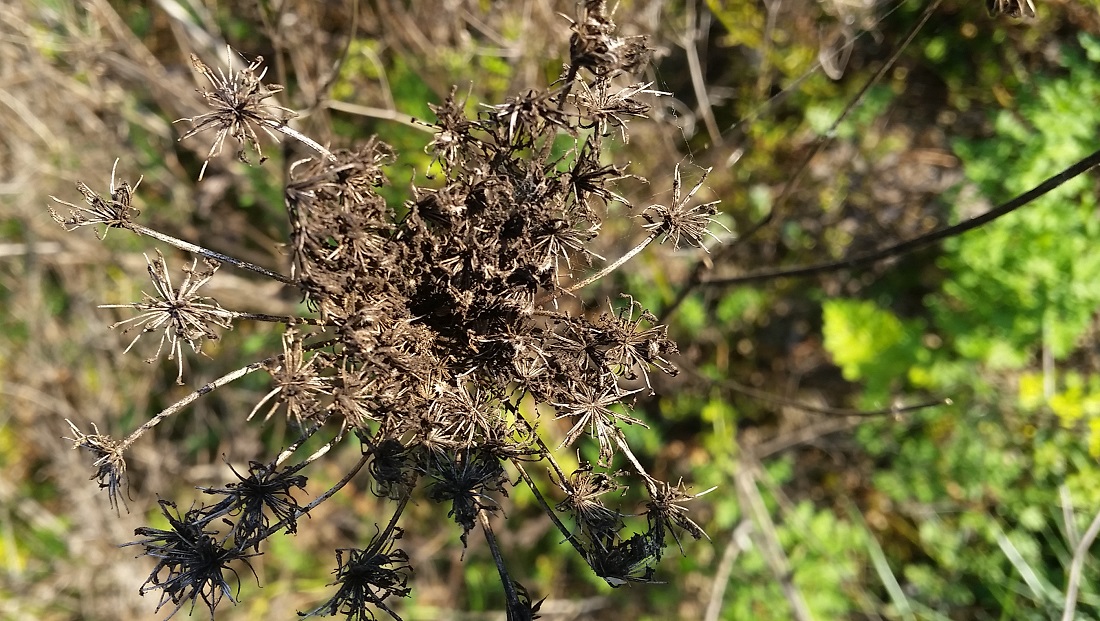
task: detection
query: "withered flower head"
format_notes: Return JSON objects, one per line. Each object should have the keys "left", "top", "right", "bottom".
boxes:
{"left": 299, "top": 526, "right": 412, "bottom": 621}
{"left": 198, "top": 459, "right": 308, "bottom": 549}
{"left": 65, "top": 419, "right": 128, "bottom": 513}
{"left": 595, "top": 295, "right": 679, "bottom": 391}
{"left": 426, "top": 87, "right": 478, "bottom": 167}
{"left": 645, "top": 479, "right": 715, "bottom": 558}
{"left": 641, "top": 164, "right": 725, "bottom": 252}
{"left": 588, "top": 532, "right": 659, "bottom": 587}
{"left": 250, "top": 330, "right": 331, "bottom": 424}
{"left": 565, "top": 1, "right": 652, "bottom": 78}
{"left": 553, "top": 463, "right": 627, "bottom": 540}
{"left": 100, "top": 250, "right": 233, "bottom": 384}
{"left": 570, "top": 80, "right": 667, "bottom": 142}
{"left": 126, "top": 499, "right": 258, "bottom": 619}
{"left": 365, "top": 438, "right": 419, "bottom": 500}
{"left": 553, "top": 383, "right": 645, "bottom": 466}
{"left": 485, "top": 90, "right": 571, "bottom": 144}
{"left": 49, "top": 160, "right": 141, "bottom": 239}
{"left": 56, "top": 7, "right": 718, "bottom": 616}
{"left": 426, "top": 449, "right": 508, "bottom": 546}
{"left": 176, "top": 47, "right": 296, "bottom": 180}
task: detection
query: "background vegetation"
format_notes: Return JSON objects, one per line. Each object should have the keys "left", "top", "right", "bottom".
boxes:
{"left": 2, "top": 0, "right": 1100, "bottom": 619}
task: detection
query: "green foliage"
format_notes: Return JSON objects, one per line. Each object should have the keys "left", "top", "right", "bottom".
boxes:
{"left": 822, "top": 298, "right": 924, "bottom": 403}
{"left": 814, "top": 32, "right": 1100, "bottom": 618}
{"left": 935, "top": 34, "right": 1100, "bottom": 368}
{"left": 722, "top": 500, "right": 867, "bottom": 620}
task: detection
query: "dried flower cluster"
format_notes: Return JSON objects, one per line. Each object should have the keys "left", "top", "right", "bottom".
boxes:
{"left": 54, "top": 3, "right": 720, "bottom": 619}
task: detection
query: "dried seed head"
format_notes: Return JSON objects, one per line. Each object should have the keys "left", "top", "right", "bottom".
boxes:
{"left": 565, "top": 2, "right": 652, "bottom": 78}
{"left": 595, "top": 295, "right": 679, "bottom": 391}
{"left": 198, "top": 460, "right": 308, "bottom": 549}
{"left": 646, "top": 479, "right": 715, "bottom": 558}
{"left": 250, "top": 330, "right": 331, "bottom": 424}
{"left": 588, "top": 532, "right": 658, "bottom": 587}
{"left": 176, "top": 47, "right": 296, "bottom": 180}
{"left": 65, "top": 419, "right": 129, "bottom": 513}
{"left": 641, "top": 164, "right": 725, "bottom": 252}
{"left": 553, "top": 463, "right": 627, "bottom": 539}
{"left": 300, "top": 527, "right": 411, "bottom": 621}
{"left": 49, "top": 160, "right": 141, "bottom": 239}
{"left": 126, "top": 499, "right": 258, "bottom": 619}
{"left": 100, "top": 250, "right": 234, "bottom": 385}
{"left": 426, "top": 449, "right": 508, "bottom": 546}
{"left": 553, "top": 383, "right": 645, "bottom": 466}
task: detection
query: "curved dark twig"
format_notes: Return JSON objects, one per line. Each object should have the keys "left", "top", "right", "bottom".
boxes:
{"left": 701, "top": 146, "right": 1100, "bottom": 287}
{"left": 660, "top": 0, "right": 943, "bottom": 320}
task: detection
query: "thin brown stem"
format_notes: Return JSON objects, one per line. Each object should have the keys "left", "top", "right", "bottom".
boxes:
{"left": 538, "top": 231, "right": 659, "bottom": 304}
{"left": 118, "top": 357, "right": 272, "bottom": 451}
{"left": 130, "top": 222, "right": 296, "bottom": 285}
{"left": 511, "top": 461, "right": 588, "bottom": 560}
{"left": 230, "top": 311, "right": 327, "bottom": 326}
{"left": 261, "top": 119, "right": 336, "bottom": 162}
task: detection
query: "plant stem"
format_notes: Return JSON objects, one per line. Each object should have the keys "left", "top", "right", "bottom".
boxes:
{"left": 478, "top": 508, "right": 528, "bottom": 619}
{"left": 511, "top": 461, "right": 589, "bottom": 560}
{"left": 130, "top": 222, "right": 296, "bottom": 285}
{"left": 263, "top": 119, "right": 337, "bottom": 162}
{"left": 118, "top": 357, "right": 273, "bottom": 451}
{"left": 538, "top": 230, "right": 659, "bottom": 304}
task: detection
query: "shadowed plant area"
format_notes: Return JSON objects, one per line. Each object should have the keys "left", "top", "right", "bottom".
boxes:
{"left": 4, "top": 0, "right": 1100, "bottom": 620}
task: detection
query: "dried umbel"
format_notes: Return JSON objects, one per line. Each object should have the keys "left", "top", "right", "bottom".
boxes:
{"left": 987, "top": 0, "right": 1037, "bottom": 18}
{"left": 53, "top": 6, "right": 721, "bottom": 620}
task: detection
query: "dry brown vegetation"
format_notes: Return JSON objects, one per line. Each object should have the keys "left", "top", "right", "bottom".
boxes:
{"left": 4, "top": 1, "right": 1100, "bottom": 620}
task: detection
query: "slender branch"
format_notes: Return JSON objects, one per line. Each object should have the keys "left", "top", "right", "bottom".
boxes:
{"left": 325, "top": 99, "right": 436, "bottom": 133}
{"left": 130, "top": 222, "right": 296, "bottom": 285}
{"left": 378, "top": 490, "right": 412, "bottom": 541}
{"left": 709, "top": 367, "right": 952, "bottom": 418}
{"left": 703, "top": 146, "right": 1100, "bottom": 287}
{"left": 230, "top": 311, "right": 328, "bottom": 326}
{"left": 274, "top": 423, "right": 325, "bottom": 467}
{"left": 285, "top": 428, "right": 346, "bottom": 469}
{"left": 261, "top": 118, "right": 336, "bottom": 162}
{"left": 538, "top": 231, "right": 660, "bottom": 304}
{"left": 749, "top": 417, "right": 862, "bottom": 461}
{"left": 683, "top": 0, "right": 720, "bottom": 146}
{"left": 703, "top": 520, "right": 750, "bottom": 621}
{"left": 511, "top": 461, "right": 589, "bottom": 560}
{"left": 613, "top": 432, "right": 657, "bottom": 496}
{"left": 1062, "top": 507, "right": 1100, "bottom": 621}
{"left": 1060, "top": 485, "right": 1080, "bottom": 550}
{"left": 118, "top": 357, "right": 272, "bottom": 451}
{"left": 478, "top": 509, "right": 525, "bottom": 618}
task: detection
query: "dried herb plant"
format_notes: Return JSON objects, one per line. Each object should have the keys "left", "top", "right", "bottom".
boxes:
{"left": 54, "top": 3, "right": 719, "bottom": 619}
